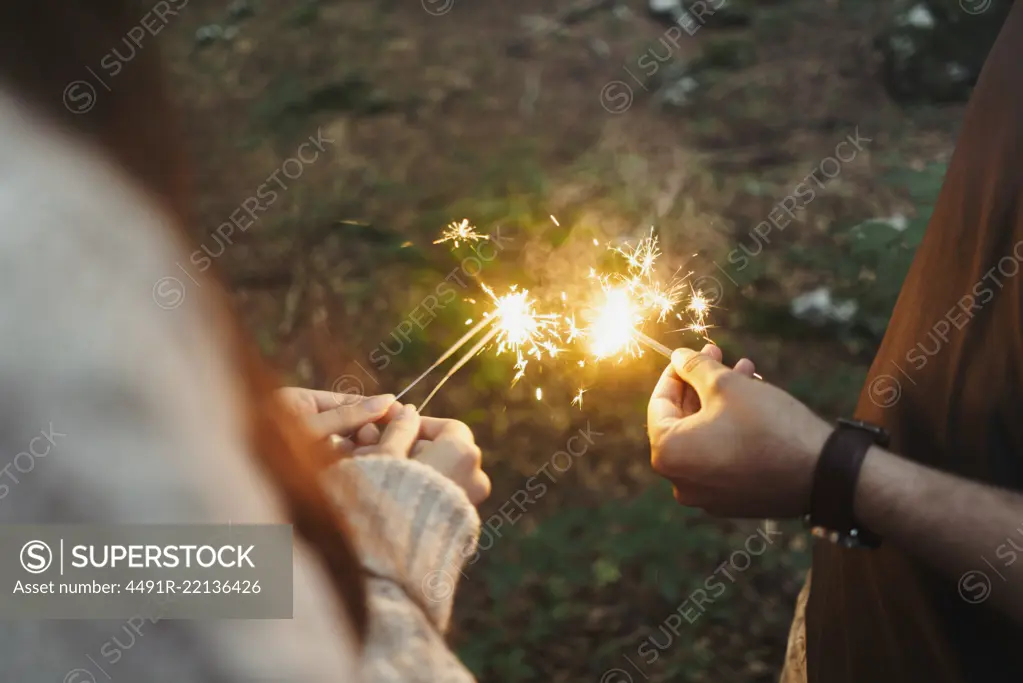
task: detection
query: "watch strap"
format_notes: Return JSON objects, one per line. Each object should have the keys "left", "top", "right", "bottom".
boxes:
{"left": 809, "top": 420, "right": 882, "bottom": 547}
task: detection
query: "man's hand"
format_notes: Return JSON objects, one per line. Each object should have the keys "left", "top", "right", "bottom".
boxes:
{"left": 647, "top": 344, "right": 831, "bottom": 518}
{"left": 649, "top": 346, "right": 1023, "bottom": 620}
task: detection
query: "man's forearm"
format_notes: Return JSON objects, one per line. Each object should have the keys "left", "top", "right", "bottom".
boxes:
{"left": 853, "top": 446, "right": 1023, "bottom": 617}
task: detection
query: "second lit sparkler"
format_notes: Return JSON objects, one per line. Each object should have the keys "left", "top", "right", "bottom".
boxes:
{"left": 580, "top": 230, "right": 712, "bottom": 362}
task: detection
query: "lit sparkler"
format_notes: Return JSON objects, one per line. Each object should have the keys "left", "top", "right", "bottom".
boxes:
{"left": 586, "top": 285, "right": 645, "bottom": 360}
{"left": 433, "top": 219, "right": 490, "bottom": 248}
{"left": 399, "top": 284, "right": 562, "bottom": 411}
{"left": 482, "top": 284, "right": 562, "bottom": 386}
{"left": 581, "top": 230, "right": 710, "bottom": 361}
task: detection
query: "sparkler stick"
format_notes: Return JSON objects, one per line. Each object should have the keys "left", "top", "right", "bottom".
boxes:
{"left": 394, "top": 316, "right": 496, "bottom": 400}
{"left": 633, "top": 330, "right": 673, "bottom": 359}
{"left": 639, "top": 329, "right": 764, "bottom": 380}
{"left": 418, "top": 324, "right": 502, "bottom": 411}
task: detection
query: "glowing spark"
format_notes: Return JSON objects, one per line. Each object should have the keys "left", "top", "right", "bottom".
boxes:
{"left": 482, "top": 285, "right": 562, "bottom": 385}
{"left": 582, "top": 229, "right": 714, "bottom": 361}
{"left": 614, "top": 228, "right": 661, "bottom": 278}
{"left": 535, "top": 387, "right": 543, "bottom": 401}
{"left": 550, "top": 215, "right": 560, "bottom": 226}
{"left": 563, "top": 315, "right": 582, "bottom": 344}
{"left": 638, "top": 278, "right": 687, "bottom": 323}
{"left": 571, "top": 388, "right": 586, "bottom": 409}
{"left": 688, "top": 292, "right": 709, "bottom": 333}
{"left": 465, "top": 318, "right": 473, "bottom": 325}
{"left": 690, "top": 293, "right": 708, "bottom": 317}
{"left": 433, "top": 219, "right": 490, "bottom": 248}
{"left": 677, "top": 286, "right": 713, "bottom": 337}
{"left": 586, "top": 286, "right": 645, "bottom": 360}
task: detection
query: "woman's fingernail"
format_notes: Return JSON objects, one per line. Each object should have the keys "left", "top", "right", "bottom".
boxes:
{"left": 364, "top": 394, "right": 395, "bottom": 412}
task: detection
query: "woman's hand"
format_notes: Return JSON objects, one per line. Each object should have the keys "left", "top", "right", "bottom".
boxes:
{"left": 412, "top": 417, "right": 491, "bottom": 505}
{"left": 647, "top": 344, "right": 831, "bottom": 518}
{"left": 356, "top": 407, "right": 491, "bottom": 506}
{"left": 275, "top": 387, "right": 400, "bottom": 456}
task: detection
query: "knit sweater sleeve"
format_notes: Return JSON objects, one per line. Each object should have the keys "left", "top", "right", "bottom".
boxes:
{"left": 322, "top": 456, "right": 481, "bottom": 683}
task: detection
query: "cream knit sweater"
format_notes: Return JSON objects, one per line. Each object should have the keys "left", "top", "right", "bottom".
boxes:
{"left": 0, "top": 94, "right": 478, "bottom": 682}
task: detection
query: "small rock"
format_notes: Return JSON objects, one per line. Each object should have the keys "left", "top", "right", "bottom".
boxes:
{"left": 877, "top": 213, "right": 909, "bottom": 232}
{"left": 658, "top": 75, "right": 699, "bottom": 108}
{"left": 612, "top": 4, "right": 633, "bottom": 21}
{"left": 589, "top": 37, "right": 611, "bottom": 59}
{"left": 901, "top": 4, "right": 935, "bottom": 29}
{"left": 647, "top": 0, "right": 685, "bottom": 26}
{"left": 519, "top": 14, "right": 561, "bottom": 36}
{"left": 790, "top": 287, "right": 858, "bottom": 325}
{"left": 648, "top": 0, "right": 681, "bottom": 13}
{"left": 194, "top": 24, "right": 224, "bottom": 46}
{"left": 888, "top": 34, "right": 916, "bottom": 61}
{"left": 945, "top": 62, "right": 970, "bottom": 82}
{"left": 222, "top": 25, "right": 240, "bottom": 41}
{"left": 650, "top": 0, "right": 751, "bottom": 28}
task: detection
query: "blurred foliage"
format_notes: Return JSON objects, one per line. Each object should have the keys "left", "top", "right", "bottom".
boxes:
{"left": 458, "top": 481, "right": 810, "bottom": 681}
{"left": 788, "top": 162, "right": 945, "bottom": 340}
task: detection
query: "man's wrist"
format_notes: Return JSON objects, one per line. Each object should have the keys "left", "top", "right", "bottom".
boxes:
{"left": 852, "top": 445, "right": 897, "bottom": 535}
{"left": 806, "top": 420, "right": 887, "bottom": 547}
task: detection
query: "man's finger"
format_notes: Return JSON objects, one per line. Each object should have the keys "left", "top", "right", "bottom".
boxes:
{"left": 734, "top": 358, "right": 756, "bottom": 378}
{"left": 670, "top": 348, "right": 728, "bottom": 399}
{"left": 304, "top": 394, "right": 396, "bottom": 440}
{"left": 701, "top": 343, "right": 723, "bottom": 363}
{"left": 648, "top": 362, "right": 685, "bottom": 430}
{"left": 355, "top": 404, "right": 421, "bottom": 457}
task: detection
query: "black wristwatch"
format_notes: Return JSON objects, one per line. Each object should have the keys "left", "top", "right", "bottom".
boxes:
{"left": 804, "top": 418, "right": 888, "bottom": 548}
